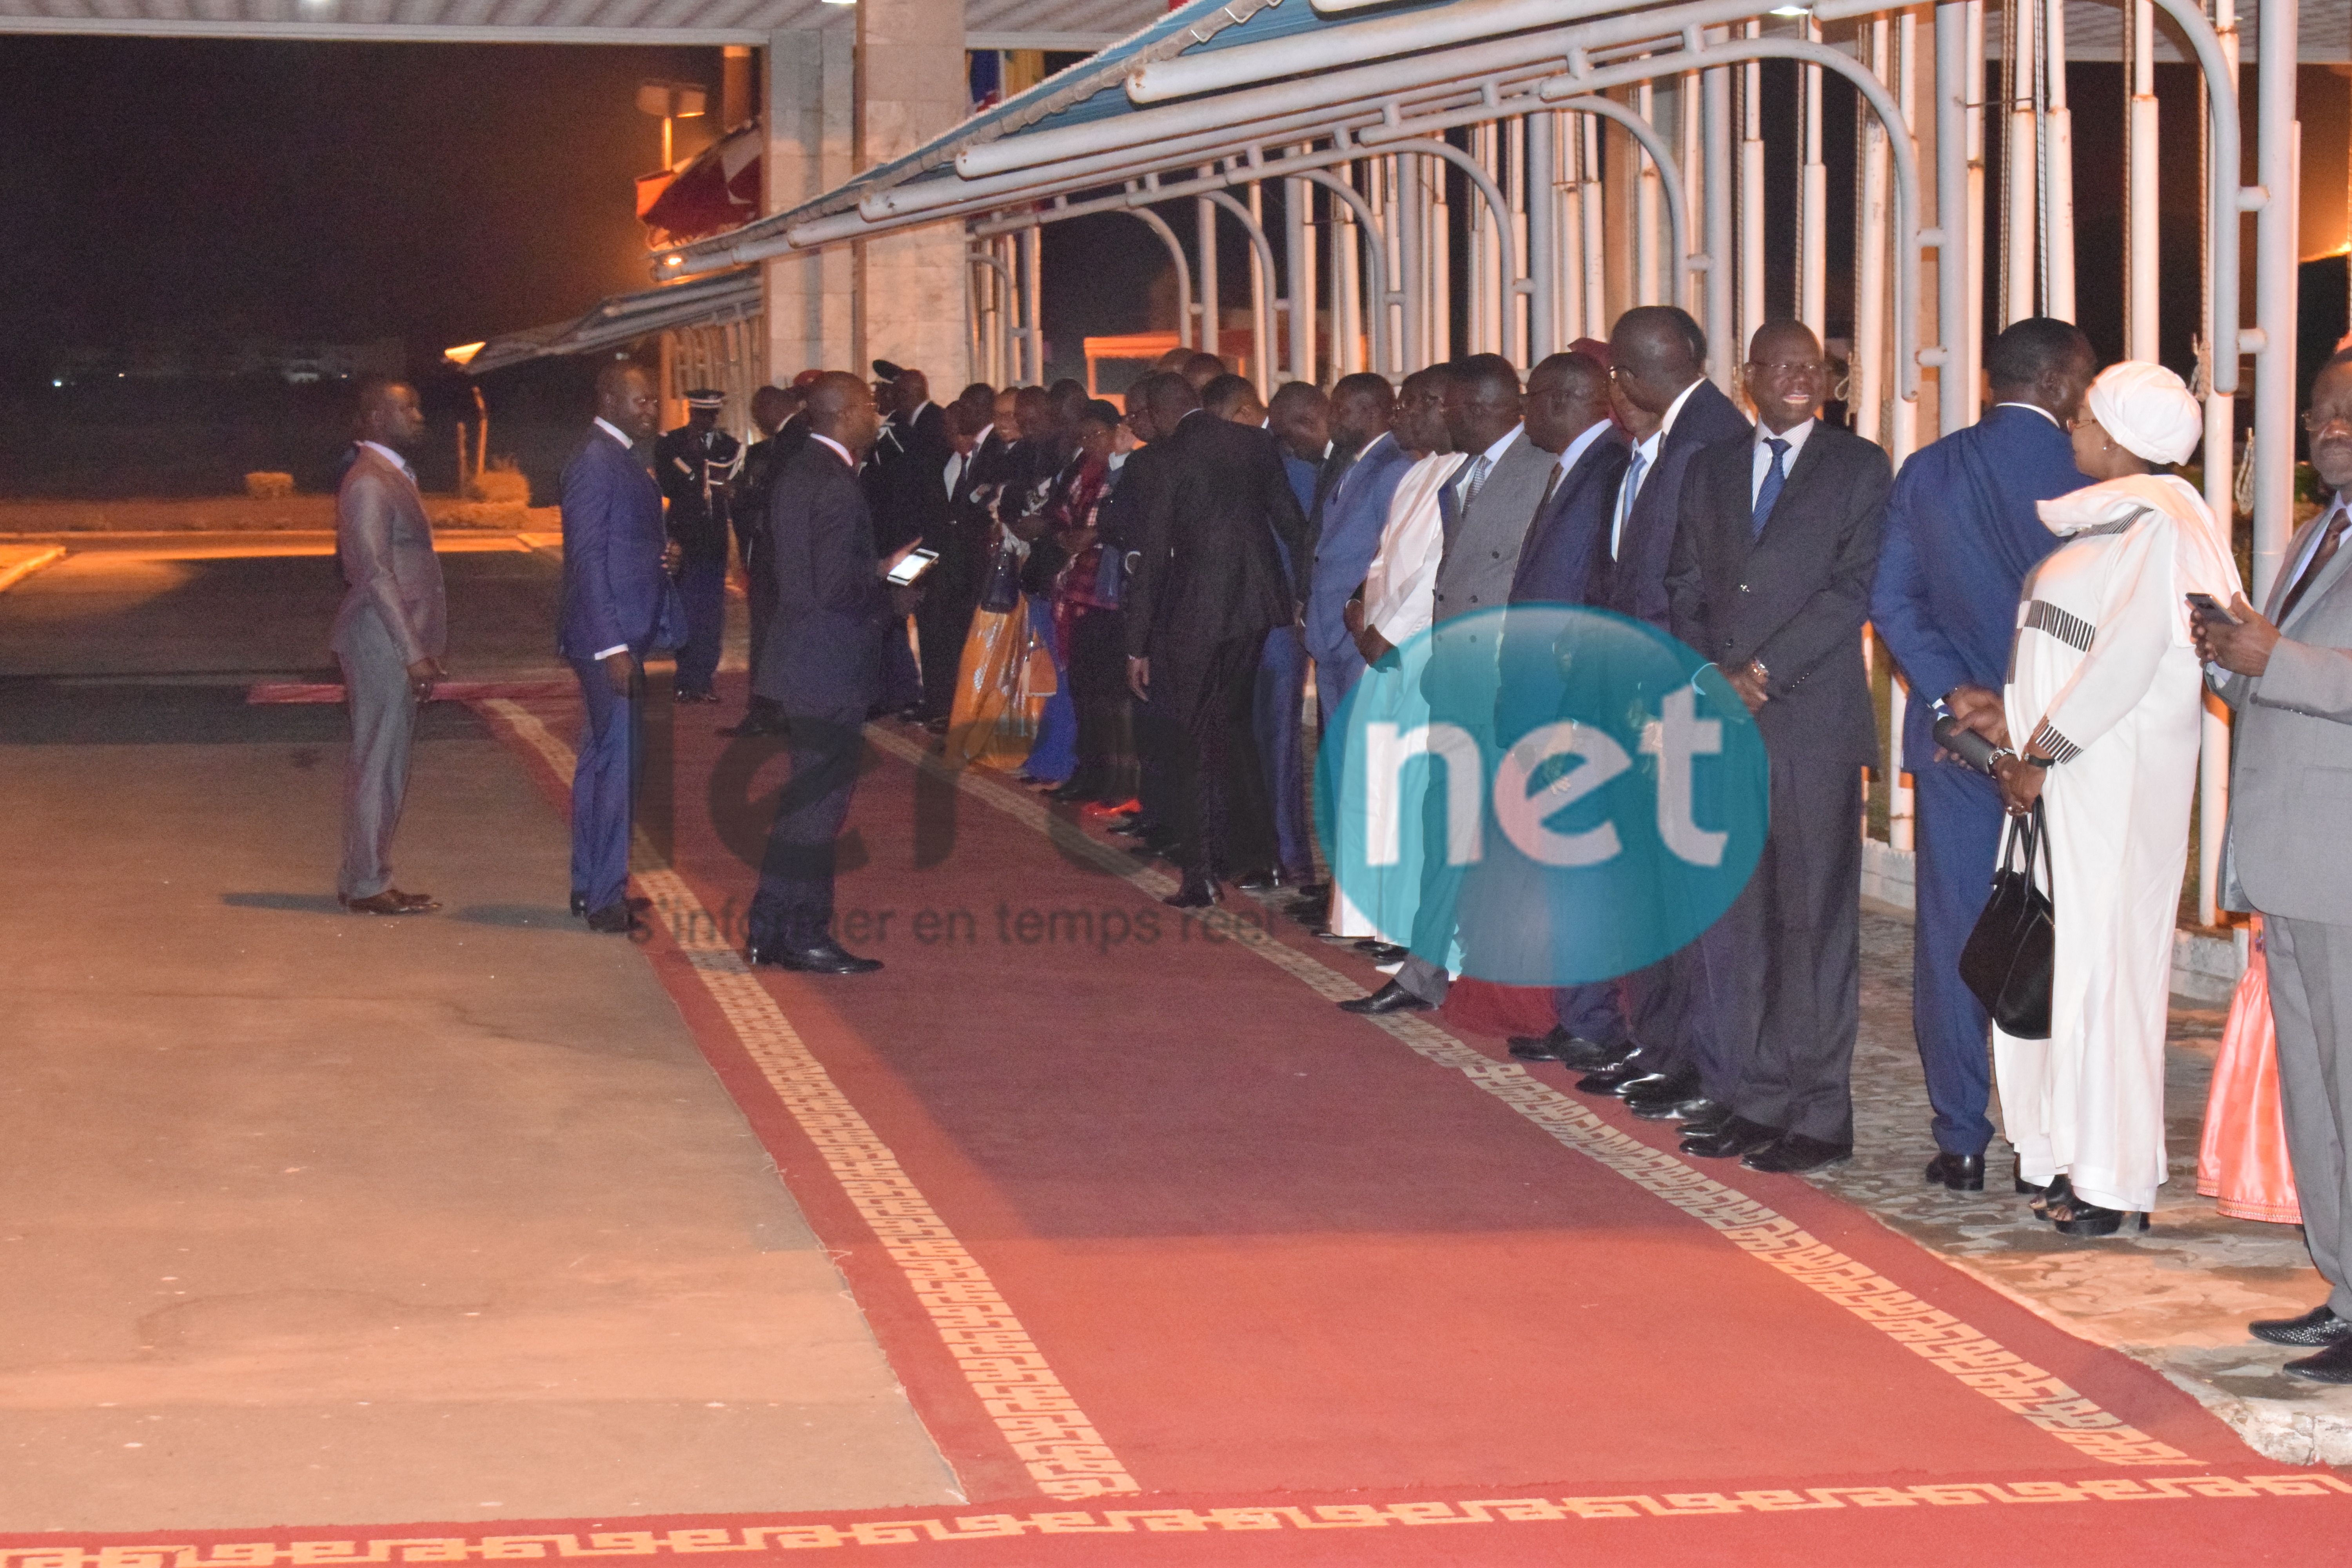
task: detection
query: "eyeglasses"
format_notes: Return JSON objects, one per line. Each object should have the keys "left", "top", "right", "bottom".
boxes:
{"left": 1751, "top": 360, "right": 1826, "bottom": 377}
{"left": 2305, "top": 408, "right": 2352, "bottom": 436}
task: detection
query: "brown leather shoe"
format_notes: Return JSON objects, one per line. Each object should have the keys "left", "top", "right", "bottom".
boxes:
{"left": 341, "top": 889, "right": 438, "bottom": 915}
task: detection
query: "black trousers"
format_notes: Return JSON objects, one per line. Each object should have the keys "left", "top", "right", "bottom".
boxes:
{"left": 736, "top": 526, "right": 779, "bottom": 719}
{"left": 1163, "top": 633, "right": 1276, "bottom": 877}
{"left": 916, "top": 542, "right": 982, "bottom": 722}
{"left": 747, "top": 704, "right": 866, "bottom": 949}
{"left": 1712, "top": 750, "right": 1864, "bottom": 1144}
{"left": 1068, "top": 608, "right": 1136, "bottom": 802}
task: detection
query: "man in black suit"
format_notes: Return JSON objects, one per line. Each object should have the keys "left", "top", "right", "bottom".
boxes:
{"left": 1126, "top": 372, "right": 1309, "bottom": 907}
{"left": 745, "top": 372, "right": 904, "bottom": 976}
{"left": 721, "top": 383, "right": 803, "bottom": 739}
{"left": 1106, "top": 374, "right": 1191, "bottom": 855}
{"left": 1666, "top": 321, "right": 1891, "bottom": 1173}
{"left": 1497, "top": 348, "right": 1637, "bottom": 1069}
{"left": 863, "top": 365, "right": 949, "bottom": 716}
{"left": 918, "top": 382, "right": 1006, "bottom": 728}
{"left": 1576, "top": 306, "right": 1754, "bottom": 1110}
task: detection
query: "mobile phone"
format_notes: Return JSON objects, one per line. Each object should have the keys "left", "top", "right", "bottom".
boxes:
{"left": 2185, "top": 592, "right": 2240, "bottom": 623}
{"left": 886, "top": 547, "right": 939, "bottom": 586}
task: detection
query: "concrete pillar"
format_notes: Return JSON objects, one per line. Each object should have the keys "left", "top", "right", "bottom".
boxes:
{"left": 857, "top": 0, "right": 971, "bottom": 384}
{"left": 763, "top": 2, "right": 967, "bottom": 388}
{"left": 764, "top": 28, "right": 856, "bottom": 384}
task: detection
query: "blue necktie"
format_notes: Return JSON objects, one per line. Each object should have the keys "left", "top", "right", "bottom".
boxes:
{"left": 1752, "top": 437, "right": 1790, "bottom": 537}
{"left": 1612, "top": 448, "right": 1647, "bottom": 559}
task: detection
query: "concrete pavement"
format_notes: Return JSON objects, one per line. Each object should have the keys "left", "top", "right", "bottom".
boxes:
{"left": 0, "top": 552, "right": 954, "bottom": 1529}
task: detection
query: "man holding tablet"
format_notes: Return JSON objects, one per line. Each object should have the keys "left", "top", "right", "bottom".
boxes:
{"left": 744, "top": 371, "right": 915, "bottom": 975}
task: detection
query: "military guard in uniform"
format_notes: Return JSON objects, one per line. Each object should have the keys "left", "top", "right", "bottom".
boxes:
{"left": 655, "top": 388, "right": 742, "bottom": 703}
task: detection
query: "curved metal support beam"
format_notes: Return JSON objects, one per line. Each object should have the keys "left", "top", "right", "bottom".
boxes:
{"left": 1203, "top": 187, "right": 1279, "bottom": 392}
{"left": 1539, "top": 95, "right": 1691, "bottom": 303}
{"left": 1125, "top": 204, "right": 1196, "bottom": 350}
{"left": 1294, "top": 167, "right": 1394, "bottom": 376}
{"left": 1361, "top": 136, "right": 1521, "bottom": 365}
{"left": 1542, "top": 34, "right": 1922, "bottom": 400}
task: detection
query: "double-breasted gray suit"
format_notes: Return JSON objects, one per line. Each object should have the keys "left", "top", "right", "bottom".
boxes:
{"left": 1395, "top": 427, "right": 1555, "bottom": 1005}
{"left": 1667, "top": 420, "right": 1890, "bottom": 1142}
{"left": 2214, "top": 495, "right": 2352, "bottom": 1315}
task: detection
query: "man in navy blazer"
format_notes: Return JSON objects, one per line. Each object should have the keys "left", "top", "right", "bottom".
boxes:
{"left": 745, "top": 372, "right": 898, "bottom": 975}
{"left": 1575, "top": 307, "right": 1752, "bottom": 1109}
{"left": 1500, "top": 348, "right": 1634, "bottom": 1069}
{"left": 559, "top": 362, "right": 685, "bottom": 933}
{"left": 1869, "top": 317, "right": 2094, "bottom": 1190}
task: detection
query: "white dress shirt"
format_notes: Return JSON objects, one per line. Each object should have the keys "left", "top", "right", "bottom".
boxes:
{"left": 1992, "top": 401, "right": 2061, "bottom": 426}
{"left": 1610, "top": 377, "right": 1706, "bottom": 558}
{"left": 809, "top": 432, "right": 855, "bottom": 469}
{"left": 1552, "top": 418, "right": 1614, "bottom": 485}
{"left": 1453, "top": 423, "right": 1525, "bottom": 507}
{"left": 1750, "top": 416, "right": 1817, "bottom": 506}
{"left": 358, "top": 440, "right": 417, "bottom": 486}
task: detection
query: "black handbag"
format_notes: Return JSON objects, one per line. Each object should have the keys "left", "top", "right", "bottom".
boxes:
{"left": 1958, "top": 799, "right": 2055, "bottom": 1039}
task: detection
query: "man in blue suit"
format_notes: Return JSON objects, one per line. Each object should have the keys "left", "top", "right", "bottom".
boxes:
{"left": 559, "top": 361, "right": 686, "bottom": 933}
{"left": 1501, "top": 348, "right": 1635, "bottom": 1070}
{"left": 1870, "top": 317, "right": 2094, "bottom": 1191}
{"left": 1573, "top": 307, "right": 1753, "bottom": 1108}
{"left": 745, "top": 372, "right": 899, "bottom": 975}
{"left": 1303, "top": 374, "right": 1411, "bottom": 730}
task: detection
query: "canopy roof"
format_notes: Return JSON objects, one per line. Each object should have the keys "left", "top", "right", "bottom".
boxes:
{"left": 457, "top": 266, "right": 757, "bottom": 375}
{"left": 0, "top": 0, "right": 1155, "bottom": 49}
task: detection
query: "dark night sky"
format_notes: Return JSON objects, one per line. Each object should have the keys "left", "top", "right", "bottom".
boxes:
{"left": 0, "top": 36, "right": 728, "bottom": 381}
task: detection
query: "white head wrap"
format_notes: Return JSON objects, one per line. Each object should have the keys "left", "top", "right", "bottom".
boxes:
{"left": 2084, "top": 361, "right": 2203, "bottom": 466}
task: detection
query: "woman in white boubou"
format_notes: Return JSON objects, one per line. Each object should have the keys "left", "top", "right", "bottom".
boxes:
{"left": 1989, "top": 361, "right": 2244, "bottom": 1236}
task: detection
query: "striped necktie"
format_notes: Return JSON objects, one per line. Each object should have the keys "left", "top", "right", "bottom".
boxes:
{"left": 1612, "top": 448, "right": 1647, "bottom": 559}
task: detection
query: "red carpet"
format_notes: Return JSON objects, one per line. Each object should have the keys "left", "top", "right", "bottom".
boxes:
{"left": 47, "top": 677, "right": 2313, "bottom": 1563}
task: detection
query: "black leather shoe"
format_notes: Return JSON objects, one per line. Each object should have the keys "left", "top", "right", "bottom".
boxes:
{"left": 584, "top": 900, "right": 644, "bottom": 934}
{"left": 572, "top": 892, "right": 652, "bottom": 918}
{"left": 1633, "top": 1091, "right": 1722, "bottom": 1125}
{"left": 2250, "top": 1305, "right": 2352, "bottom": 1348}
{"left": 1621, "top": 1070, "right": 1702, "bottom": 1117}
{"left": 1234, "top": 867, "right": 1286, "bottom": 893}
{"left": 718, "top": 710, "right": 788, "bottom": 738}
{"left": 746, "top": 937, "right": 882, "bottom": 975}
{"left": 2049, "top": 1201, "right": 2149, "bottom": 1238}
{"left": 1164, "top": 872, "right": 1221, "bottom": 908}
{"left": 1926, "top": 1151, "right": 1987, "bottom": 1191}
{"left": 675, "top": 688, "right": 721, "bottom": 704}
{"left": 1679, "top": 1101, "right": 1733, "bottom": 1138}
{"left": 1681, "top": 1116, "right": 1783, "bottom": 1160}
{"left": 1337, "top": 980, "right": 1430, "bottom": 1016}
{"left": 1743, "top": 1133, "right": 1853, "bottom": 1174}
{"left": 1289, "top": 878, "right": 1327, "bottom": 900}
{"left": 1573, "top": 1051, "right": 1657, "bottom": 1096}
{"left": 1047, "top": 778, "right": 1095, "bottom": 803}
{"left": 2282, "top": 1339, "right": 2352, "bottom": 1384}
{"left": 1508, "top": 1026, "right": 1576, "bottom": 1061}
{"left": 1354, "top": 941, "right": 1407, "bottom": 962}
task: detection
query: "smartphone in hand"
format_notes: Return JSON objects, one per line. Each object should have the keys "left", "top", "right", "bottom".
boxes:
{"left": 2185, "top": 592, "right": 2240, "bottom": 624}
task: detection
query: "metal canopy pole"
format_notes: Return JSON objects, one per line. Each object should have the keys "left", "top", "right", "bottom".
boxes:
{"left": 2000, "top": 0, "right": 2036, "bottom": 325}
{"left": 2250, "top": 0, "right": 2297, "bottom": 603}
{"left": 1797, "top": 15, "right": 1828, "bottom": 337}
{"left": 2040, "top": 0, "right": 2074, "bottom": 320}
{"left": 1527, "top": 110, "right": 1558, "bottom": 361}
{"left": 2125, "top": 0, "right": 2158, "bottom": 363}
{"left": 1635, "top": 82, "right": 1661, "bottom": 305}
{"left": 1739, "top": 23, "right": 1764, "bottom": 376}
{"left": 1198, "top": 179, "right": 1220, "bottom": 368}
{"left": 1854, "top": 13, "right": 1892, "bottom": 445}
{"left": 1702, "top": 46, "right": 1734, "bottom": 388}
{"left": 1933, "top": 2, "right": 1974, "bottom": 435}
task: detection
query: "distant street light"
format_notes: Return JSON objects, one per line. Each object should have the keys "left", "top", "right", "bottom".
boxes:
{"left": 636, "top": 80, "right": 708, "bottom": 171}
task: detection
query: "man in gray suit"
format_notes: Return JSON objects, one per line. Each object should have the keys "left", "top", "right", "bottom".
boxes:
{"left": 330, "top": 378, "right": 447, "bottom": 915}
{"left": 2198, "top": 348, "right": 2352, "bottom": 1383}
{"left": 1342, "top": 354, "right": 1554, "bottom": 1016}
